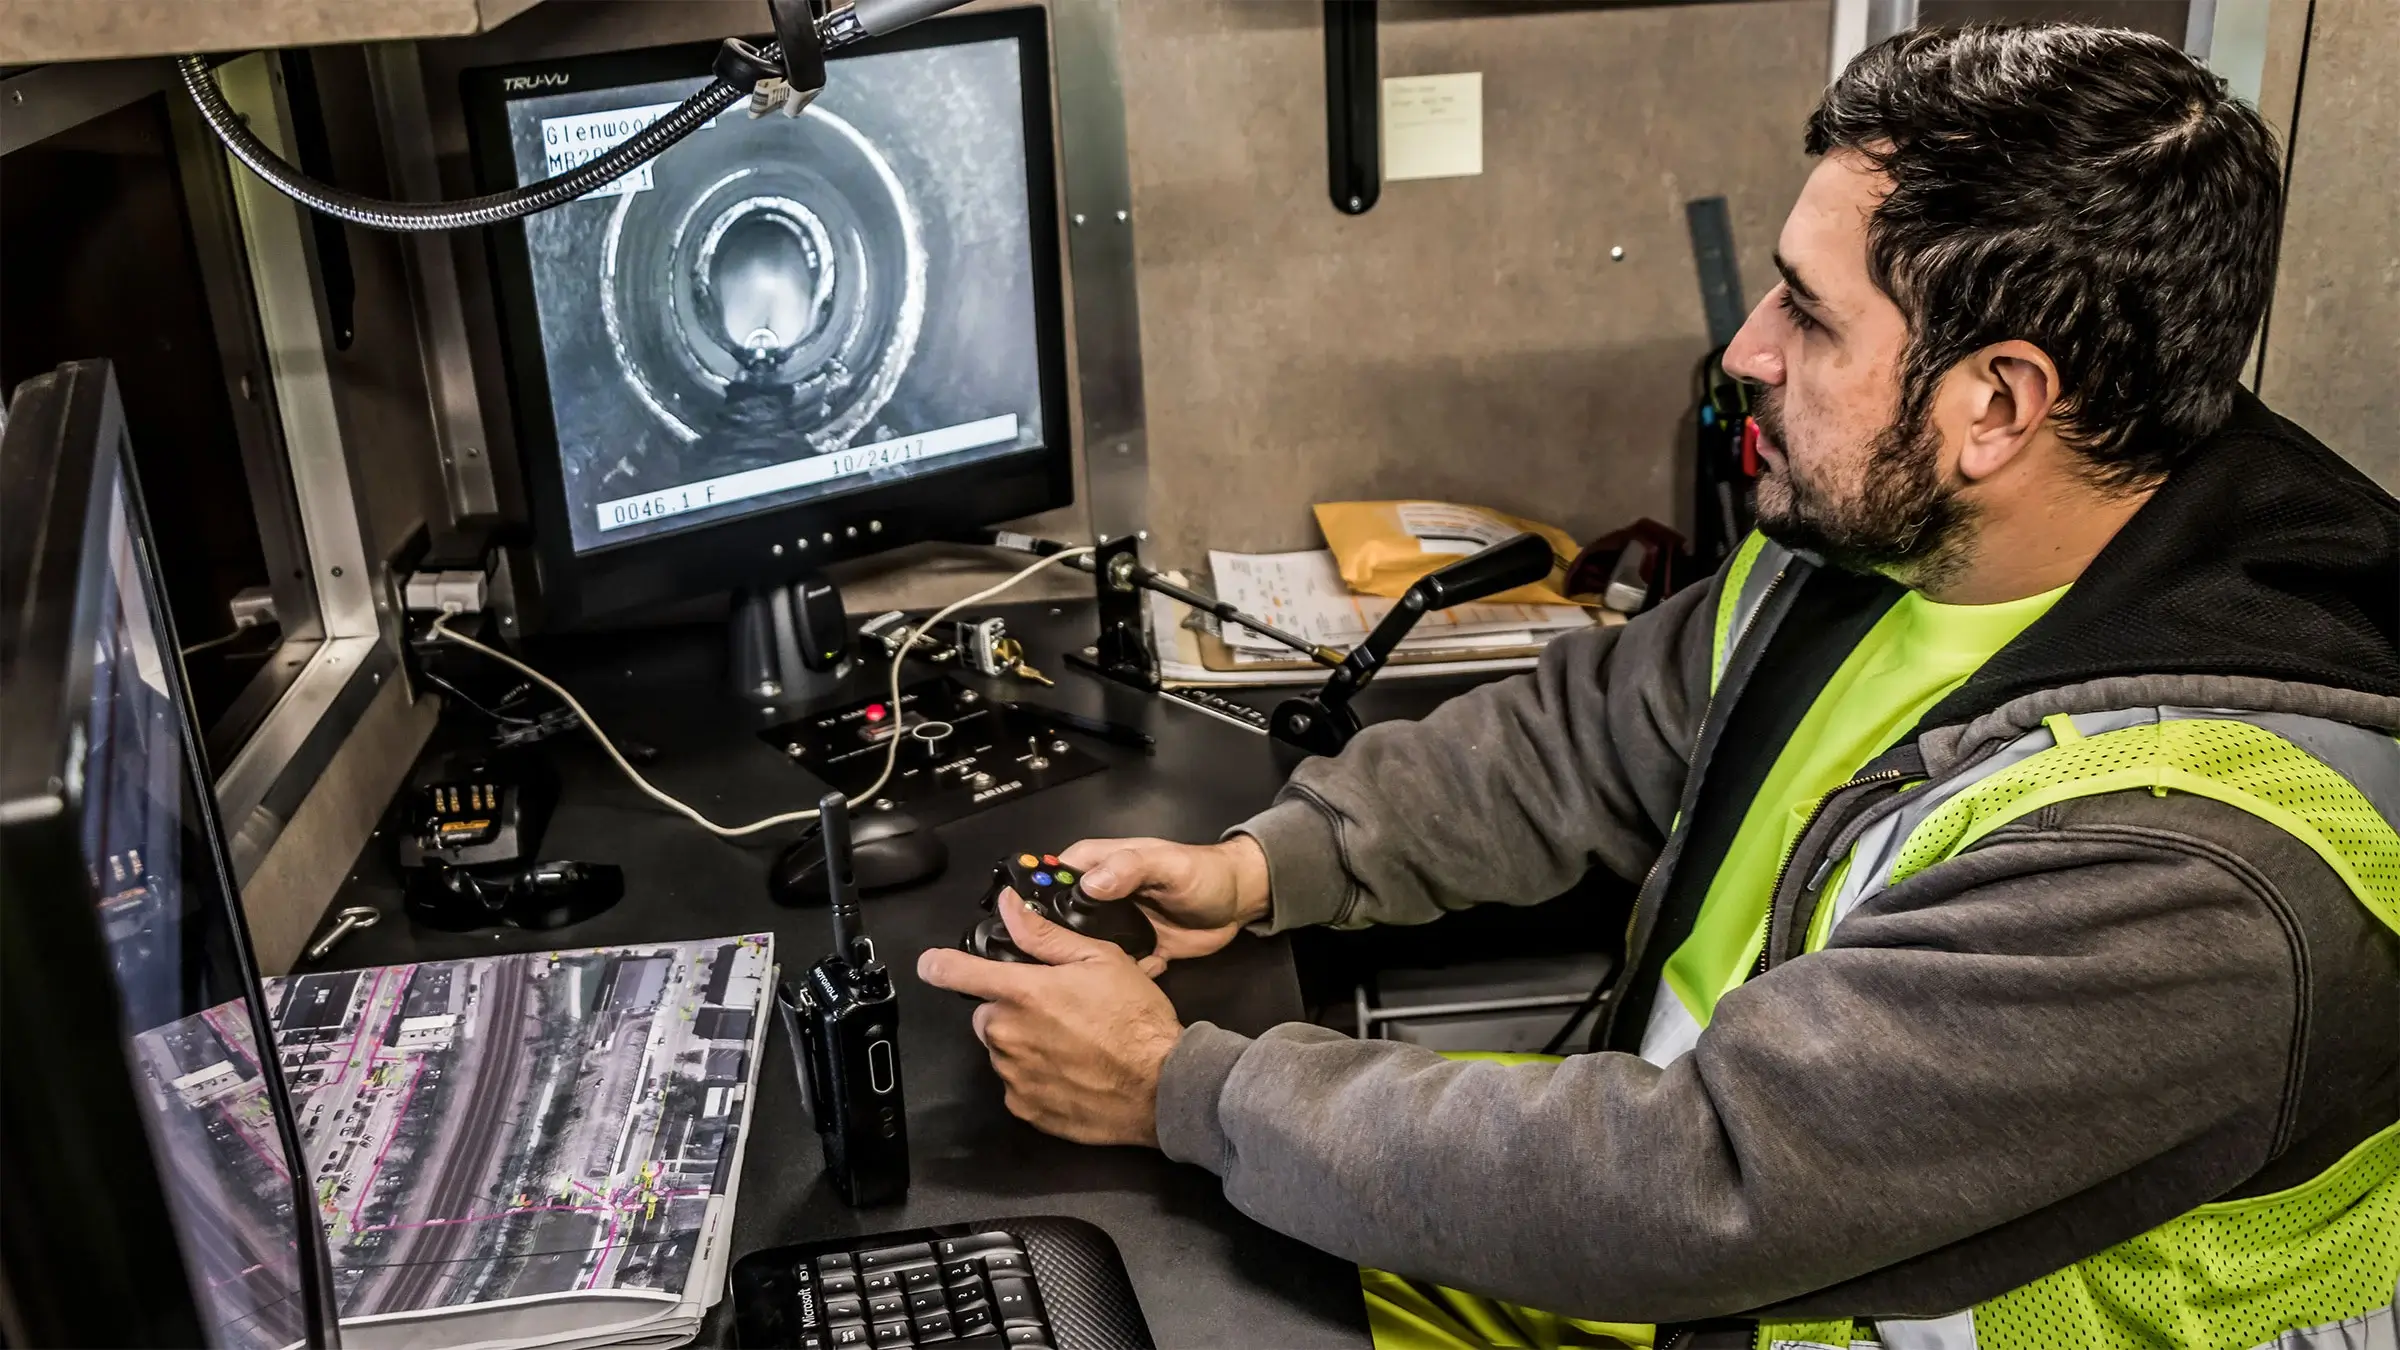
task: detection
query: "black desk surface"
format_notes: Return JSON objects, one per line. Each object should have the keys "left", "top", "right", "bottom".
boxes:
{"left": 306, "top": 600, "right": 1502, "bottom": 1349}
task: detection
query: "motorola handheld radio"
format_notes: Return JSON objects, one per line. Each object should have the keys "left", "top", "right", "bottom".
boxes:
{"left": 783, "top": 791, "right": 909, "bottom": 1206}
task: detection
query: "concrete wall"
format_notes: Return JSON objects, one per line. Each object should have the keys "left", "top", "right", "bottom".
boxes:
{"left": 2255, "top": 0, "right": 2398, "bottom": 488}
{"left": 1123, "top": 0, "right": 1822, "bottom": 568}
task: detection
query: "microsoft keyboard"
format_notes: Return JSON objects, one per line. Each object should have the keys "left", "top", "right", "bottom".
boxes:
{"left": 731, "top": 1217, "right": 1154, "bottom": 1350}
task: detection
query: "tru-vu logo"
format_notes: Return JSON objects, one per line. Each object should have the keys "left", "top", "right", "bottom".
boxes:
{"left": 503, "top": 73, "right": 570, "bottom": 91}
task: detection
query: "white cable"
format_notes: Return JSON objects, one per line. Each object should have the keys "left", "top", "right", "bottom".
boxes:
{"left": 426, "top": 546, "right": 1094, "bottom": 839}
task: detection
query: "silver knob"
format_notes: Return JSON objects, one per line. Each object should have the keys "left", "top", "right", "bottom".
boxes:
{"left": 306, "top": 906, "right": 382, "bottom": 963}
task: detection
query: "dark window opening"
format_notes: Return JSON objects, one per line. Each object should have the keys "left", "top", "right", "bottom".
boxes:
{"left": 2, "top": 93, "right": 287, "bottom": 742}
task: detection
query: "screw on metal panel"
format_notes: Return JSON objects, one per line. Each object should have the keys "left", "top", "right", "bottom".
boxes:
{"left": 797, "top": 537, "right": 810, "bottom": 549}
{"left": 758, "top": 681, "right": 783, "bottom": 699}
{"left": 1610, "top": 246, "right": 1626, "bottom": 262}
{"left": 786, "top": 743, "right": 805, "bottom": 758}
{"left": 330, "top": 566, "right": 344, "bottom": 577}
{"left": 1289, "top": 713, "right": 1311, "bottom": 732}
{"left": 1073, "top": 213, "right": 1086, "bottom": 226}
{"left": 9, "top": 91, "right": 23, "bottom": 105}
{"left": 1082, "top": 646, "right": 1098, "bottom": 656}
{"left": 1349, "top": 196, "right": 1362, "bottom": 211}
{"left": 1116, "top": 210, "right": 1128, "bottom": 222}
{"left": 773, "top": 544, "right": 786, "bottom": 556}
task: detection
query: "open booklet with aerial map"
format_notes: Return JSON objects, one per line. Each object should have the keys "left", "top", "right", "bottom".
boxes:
{"left": 130, "top": 934, "right": 774, "bottom": 1350}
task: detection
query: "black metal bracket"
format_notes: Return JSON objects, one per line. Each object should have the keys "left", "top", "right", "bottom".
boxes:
{"left": 1064, "top": 534, "right": 1159, "bottom": 692}
{"left": 1325, "top": 0, "right": 1380, "bottom": 215}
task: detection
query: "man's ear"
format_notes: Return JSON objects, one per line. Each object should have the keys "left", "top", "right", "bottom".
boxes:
{"left": 1954, "top": 340, "right": 2063, "bottom": 483}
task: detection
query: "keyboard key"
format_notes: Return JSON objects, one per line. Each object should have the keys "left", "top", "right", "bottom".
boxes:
{"left": 980, "top": 1252, "right": 1029, "bottom": 1278}
{"left": 820, "top": 1271, "right": 862, "bottom": 1298}
{"left": 907, "top": 1288, "right": 947, "bottom": 1316}
{"left": 937, "top": 1233, "right": 1022, "bottom": 1260}
{"left": 988, "top": 1277, "right": 1041, "bottom": 1328}
{"left": 817, "top": 1253, "right": 859, "bottom": 1277}
{"left": 1004, "top": 1331, "right": 1052, "bottom": 1349}
{"left": 940, "top": 1259, "right": 980, "bottom": 1284}
{"left": 903, "top": 1267, "right": 943, "bottom": 1293}
{"left": 945, "top": 1275, "right": 988, "bottom": 1305}
{"left": 872, "top": 1318, "right": 913, "bottom": 1347}
{"left": 858, "top": 1242, "right": 935, "bottom": 1270}
{"left": 830, "top": 1325, "right": 870, "bottom": 1348}
{"left": 866, "top": 1271, "right": 902, "bottom": 1296}
{"left": 869, "top": 1293, "right": 908, "bottom": 1321}
{"left": 824, "top": 1296, "right": 865, "bottom": 1323}
{"left": 913, "top": 1311, "right": 955, "bottom": 1342}
{"left": 953, "top": 1304, "right": 996, "bottom": 1337}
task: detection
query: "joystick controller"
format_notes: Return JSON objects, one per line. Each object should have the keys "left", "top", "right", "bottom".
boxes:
{"left": 960, "top": 852, "right": 1158, "bottom": 964}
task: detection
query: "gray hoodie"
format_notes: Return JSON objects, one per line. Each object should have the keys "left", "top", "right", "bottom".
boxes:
{"left": 1151, "top": 394, "right": 2400, "bottom": 1330}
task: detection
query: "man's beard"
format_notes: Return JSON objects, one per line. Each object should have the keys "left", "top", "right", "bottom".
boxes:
{"left": 1749, "top": 389, "right": 1976, "bottom": 590}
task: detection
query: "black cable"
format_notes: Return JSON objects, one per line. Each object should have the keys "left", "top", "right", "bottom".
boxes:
{"left": 175, "top": 54, "right": 751, "bottom": 232}
{"left": 419, "top": 669, "right": 542, "bottom": 727}
{"left": 1536, "top": 976, "right": 1612, "bottom": 1056}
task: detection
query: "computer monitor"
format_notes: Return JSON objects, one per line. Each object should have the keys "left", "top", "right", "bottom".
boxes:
{"left": 464, "top": 7, "right": 1074, "bottom": 654}
{"left": 0, "top": 360, "right": 339, "bottom": 1349}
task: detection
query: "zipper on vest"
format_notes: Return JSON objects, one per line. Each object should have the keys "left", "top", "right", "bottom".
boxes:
{"left": 1750, "top": 765, "right": 1915, "bottom": 981}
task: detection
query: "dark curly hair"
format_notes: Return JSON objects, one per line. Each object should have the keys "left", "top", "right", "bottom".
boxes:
{"left": 1807, "top": 23, "right": 2283, "bottom": 485}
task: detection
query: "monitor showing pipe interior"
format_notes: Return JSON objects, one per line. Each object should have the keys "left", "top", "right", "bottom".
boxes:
{"left": 494, "top": 35, "right": 1046, "bottom": 555}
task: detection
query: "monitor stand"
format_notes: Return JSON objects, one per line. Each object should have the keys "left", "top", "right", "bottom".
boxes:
{"left": 730, "top": 572, "right": 853, "bottom": 710}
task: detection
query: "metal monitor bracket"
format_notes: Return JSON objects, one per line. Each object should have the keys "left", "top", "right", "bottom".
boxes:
{"left": 1064, "top": 535, "right": 1160, "bottom": 692}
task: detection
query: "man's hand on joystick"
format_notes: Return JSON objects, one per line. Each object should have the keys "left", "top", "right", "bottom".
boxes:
{"left": 918, "top": 888, "right": 1182, "bottom": 1147}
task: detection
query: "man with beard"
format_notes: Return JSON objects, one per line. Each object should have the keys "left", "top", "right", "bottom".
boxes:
{"left": 920, "top": 22, "right": 2400, "bottom": 1350}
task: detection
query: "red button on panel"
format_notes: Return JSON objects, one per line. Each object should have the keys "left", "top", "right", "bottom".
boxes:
{"left": 1042, "top": 854, "right": 1059, "bottom": 866}
{"left": 865, "top": 702, "right": 888, "bottom": 723}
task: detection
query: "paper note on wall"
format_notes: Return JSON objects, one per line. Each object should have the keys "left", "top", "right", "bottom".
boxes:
{"left": 1382, "top": 72, "right": 1483, "bottom": 182}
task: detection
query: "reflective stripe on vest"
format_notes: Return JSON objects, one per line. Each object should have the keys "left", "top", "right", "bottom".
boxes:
{"left": 1755, "top": 713, "right": 2400, "bottom": 1350}
{"left": 1642, "top": 536, "right": 1798, "bottom": 1066}
{"left": 1711, "top": 534, "right": 1790, "bottom": 690}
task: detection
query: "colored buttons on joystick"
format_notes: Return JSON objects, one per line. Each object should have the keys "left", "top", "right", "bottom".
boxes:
{"left": 1042, "top": 855, "right": 1060, "bottom": 866}
{"left": 1018, "top": 854, "right": 1039, "bottom": 868}
{"left": 1031, "top": 871, "right": 1053, "bottom": 887}
{"left": 1055, "top": 870, "right": 1075, "bottom": 884}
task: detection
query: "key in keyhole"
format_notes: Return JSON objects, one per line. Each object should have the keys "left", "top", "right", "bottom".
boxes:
{"left": 306, "top": 905, "right": 382, "bottom": 962}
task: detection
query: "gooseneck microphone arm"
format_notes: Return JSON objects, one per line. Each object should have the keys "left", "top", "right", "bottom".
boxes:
{"left": 177, "top": 0, "right": 977, "bottom": 233}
